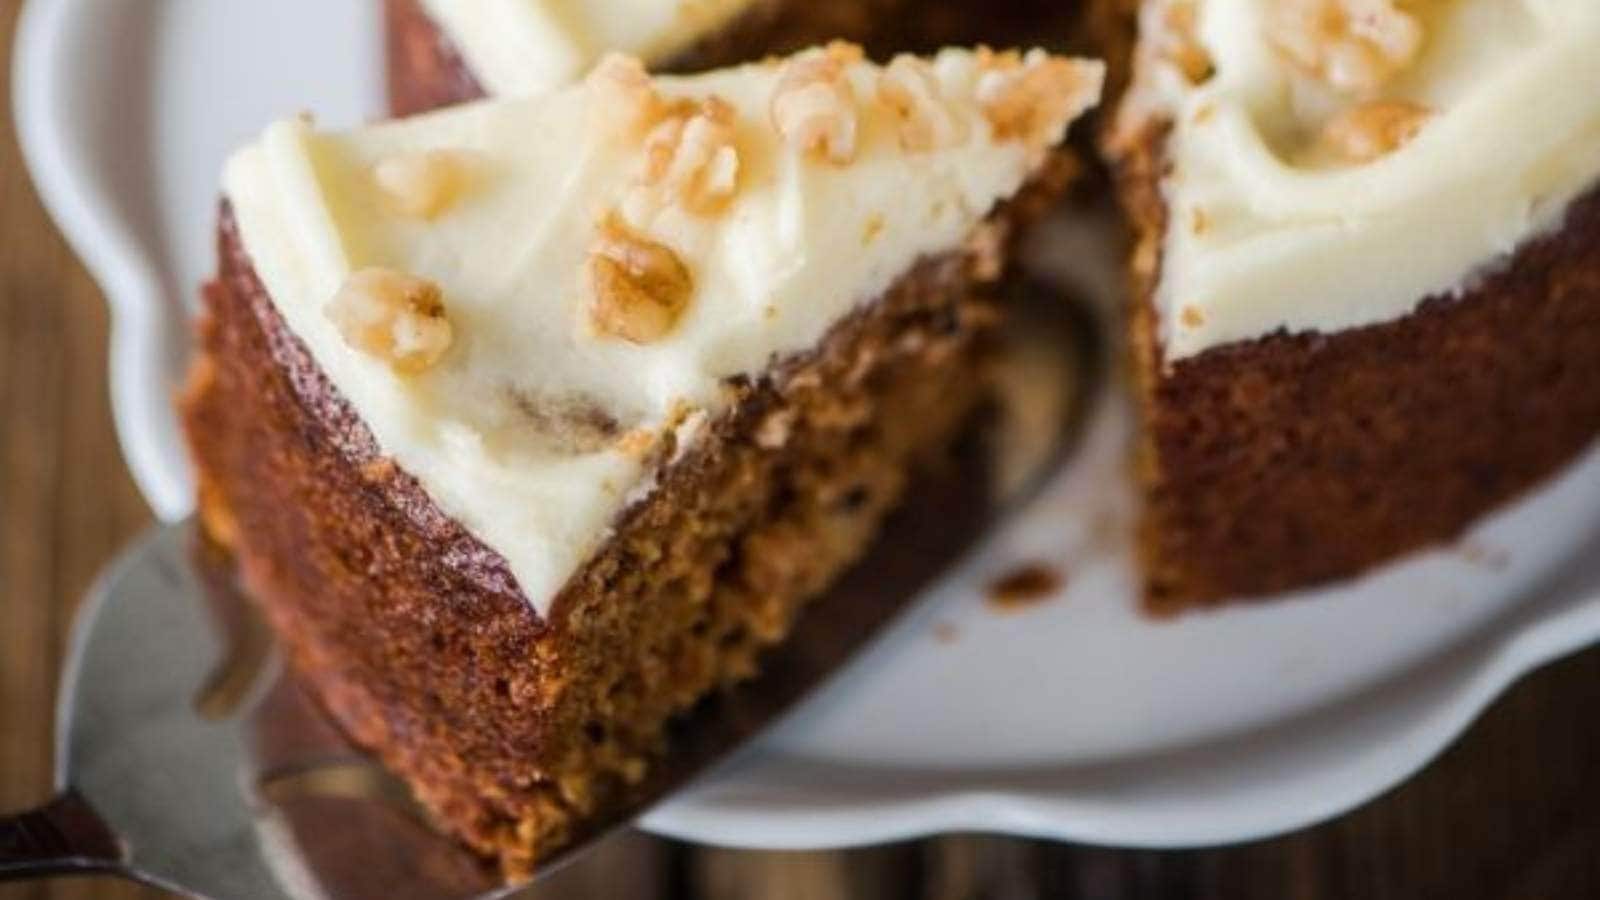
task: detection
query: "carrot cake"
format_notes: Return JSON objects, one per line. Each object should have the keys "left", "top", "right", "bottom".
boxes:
{"left": 182, "top": 46, "right": 1103, "bottom": 876}
{"left": 1109, "top": 0, "right": 1600, "bottom": 611}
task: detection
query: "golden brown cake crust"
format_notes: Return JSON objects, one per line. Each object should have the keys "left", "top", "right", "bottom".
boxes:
{"left": 1117, "top": 127, "right": 1600, "bottom": 612}
{"left": 182, "top": 201, "right": 1020, "bottom": 876}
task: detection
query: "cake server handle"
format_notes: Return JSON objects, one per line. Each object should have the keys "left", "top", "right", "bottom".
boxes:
{"left": 0, "top": 789, "right": 125, "bottom": 881}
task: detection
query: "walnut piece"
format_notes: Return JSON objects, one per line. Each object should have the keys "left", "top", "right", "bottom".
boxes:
{"left": 976, "top": 49, "right": 1103, "bottom": 147}
{"left": 641, "top": 96, "right": 742, "bottom": 216}
{"left": 588, "top": 213, "right": 694, "bottom": 343}
{"left": 1318, "top": 99, "right": 1432, "bottom": 163}
{"left": 1157, "top": 1, "right": 1215, "bottom": 85}
{"left": 877, "top": 55, "right": 970, "bottom": 153}
{"left": 1267, "top": 0, "right": 1423, "bottom": 93}
{"left": 771, "top": 42, "right": 863, "bottom": 165}
{"left": 373, "top": 149, "right": 478, "bottom": 220}
{"left": 325, "top": 268, "right": 453, "bottom": 373}
{"left": 585, "top": 53, "right": 668, "bottom": 135}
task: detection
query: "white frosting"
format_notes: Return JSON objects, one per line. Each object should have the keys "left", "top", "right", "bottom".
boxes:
{"left": 223, "top": 50, "right": 1102, "bottom": 615}
{"left": 1122, "top": 0, "right": 1600, "bottom": 362}
{"left": 418, "top": 0, "right": 760, "bottom": 95}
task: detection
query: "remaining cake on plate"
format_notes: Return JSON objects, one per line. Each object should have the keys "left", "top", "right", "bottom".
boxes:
{"left": 386, "top": 0, "right": 1093, "bottom": 114}
{"left": 1109, "top": 0, "right": 1600, "bottom": 611}
{"left": 182, "top": 45, "right": 1102, "bottom": 875}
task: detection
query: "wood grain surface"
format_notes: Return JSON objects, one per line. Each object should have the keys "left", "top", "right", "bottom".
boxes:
{"left": 2, "top": 2, "right": 1599, "bottom": 897}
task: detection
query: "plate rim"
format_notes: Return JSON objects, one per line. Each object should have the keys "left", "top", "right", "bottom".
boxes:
{"left": 15, "top": 0, "right": 1600, "bottom": 853}
{"left": 641, "top": 584, "right": 1600, "bottom": 849}
{"left": 13, "top": 0, "right": 195, "bottom": 522}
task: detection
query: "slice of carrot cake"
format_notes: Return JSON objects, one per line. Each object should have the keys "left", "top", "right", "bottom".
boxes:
{"left": 183, "top": 45, "right": 1102, "bottom": 876}
{"left": 1109, "top": 0, "right": 1600, "bottom": 611}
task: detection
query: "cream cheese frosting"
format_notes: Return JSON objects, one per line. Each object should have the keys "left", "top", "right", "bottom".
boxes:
{"left": 1118, "top": 0, "right": 1600, "bottom": 362}
{"left": 417, "top": 0, "right": 762, "bottom": 96}
{"left": 223, "top": 48, "right": 1102, "bottom": 615}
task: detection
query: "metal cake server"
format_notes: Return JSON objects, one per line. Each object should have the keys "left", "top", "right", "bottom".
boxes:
{"left": 0, "top": 279, "right": 1096, "bottom": 899}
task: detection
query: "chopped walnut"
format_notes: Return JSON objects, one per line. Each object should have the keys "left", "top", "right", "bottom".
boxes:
{"left": 771, "top": 42, "right": 863, "bottom": 165}
{"left": 587, "top": 213, "right": 693, "bottom": 343}
{"left": 585, "top": 53, "right": 670, "bottom": 136}
{"left": 640, "top": 96, "right": 742, "bottom": 216}
{"left": 1318, "top": 99, "right": 1432, "bottom": 163}
{"left": 976, "top": 49, "right": 1103, "bottom": 147}
{"left": 1266, "top": 0, "right": 1423, "bottom": 93}
{"left": 614, "top": 428, "right": 658, "bottom": 459}
{"left": 325, "top": 268, "right": 453, "bottom": 373}
{"left": 1158, "top": 1, "right": 1215, "bottom": 84}
{"left": 877, "top": 55, "right": 970, "bottom": 153}
{"left": 373, "top": 149, "right": 479, "bottom": 220}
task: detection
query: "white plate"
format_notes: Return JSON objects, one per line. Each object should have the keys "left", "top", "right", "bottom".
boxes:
{"left": 17, "top": 0, "right": 1600, "bottom": 853}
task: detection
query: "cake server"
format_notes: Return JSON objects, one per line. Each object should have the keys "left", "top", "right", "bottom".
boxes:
{"left": 0, "top": 279, "right": 1093, "bottom": 899}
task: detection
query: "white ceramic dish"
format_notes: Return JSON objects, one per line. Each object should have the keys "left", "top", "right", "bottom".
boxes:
{"left": 16, "top": 0, "right": 1600, "bottom": 853}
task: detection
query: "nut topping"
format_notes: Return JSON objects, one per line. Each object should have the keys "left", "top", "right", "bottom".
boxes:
{"left": 326, "top": 268, "right": 453, "bottom": 373}
{"left": 771, "top": 42, "right": 863, "bottom": 165}
{"left": 877, "top": 55, "right": 970, "bottom": 153}
{"left": 976, "top": 49, "right": 1103, "bottom": 148}
{"left": 588, "top": 213, "right": 693, "bottom": 343}
{"left": 1317, "top": 99, "right": 1432, "bottom": 163}
{"left": 1157, "top": 1, "right": 1215, "bottom": 85}
{"left": 640, "top": 97, "right": 742, "bottom": 216}
{"left": 585, "top": 53, "right": 668, "bottom": 135}
{"left": 1267, "top": 0, "right": 1423, "bottom": 93}
{"left": 373, "top": 149, "right": 478, "bottom": 220}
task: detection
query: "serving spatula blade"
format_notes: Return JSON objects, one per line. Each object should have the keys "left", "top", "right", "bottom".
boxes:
{"left": 0, "top": 276, "right": 1093, "bottom": 899}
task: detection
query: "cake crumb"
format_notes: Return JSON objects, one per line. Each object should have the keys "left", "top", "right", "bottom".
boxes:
{"left": 932, "top": 621, "right": 960, "bottom": 644}
{"left": 964, "top": 220, "right": 1007, "bottom": 281}
{"left": 359, "top": 458, "right": 398, "bottom": 482}
{"left": 1089, "top": 505, "right": 1126, "bottom": 552}
{"left": 986, "top": 564, "right": 1063, "bottom": 612}
{"left": 754, "top": 409, "right": 796, "bottom": 449}
{"left": 1190, "top": 206, "right": 1210, "bottom": 235}
{"left": 1460, "top": 541, "right": 1511, "bottom": 572}
{"left": 1180, "top": 305, "right": 1206, "bottom": 328}
{"left": 862, "top": 213, "right": 886, "bottom": 246}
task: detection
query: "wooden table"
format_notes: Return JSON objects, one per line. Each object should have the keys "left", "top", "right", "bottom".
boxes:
{"left": 3, "top": 3, "right": 1599, "bottom": 896}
